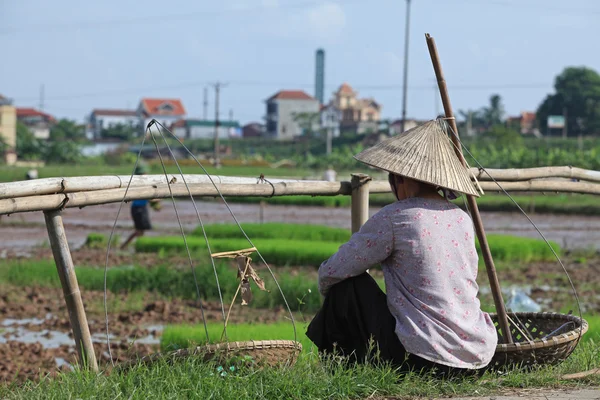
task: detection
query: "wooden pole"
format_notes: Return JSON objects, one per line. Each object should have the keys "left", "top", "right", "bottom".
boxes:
{"left": 425, "top": 33, "right": 513, "bottom": 344}
{"left": 351, "top": 173, "right": 371, "bottom": 233}
{"left": 44, "top": 210, "right": 98, "bottom": 371}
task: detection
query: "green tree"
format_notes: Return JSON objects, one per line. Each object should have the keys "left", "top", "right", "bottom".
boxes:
{"left": 479, "top": 125, "right": 523, "bottom": 148}
{"left": 292, "top": 112, "right": 321, "bottom": 138}
{"left": 101, "top": 123, "right": 138, "bottom": 141}
{"left": 536, "top": 66, "right": 600, "bottom": 136}
{"left": 16, "top": 121, "right": 43, "bottom": 160}
{"left": 50, "top": 119, "right": 86, "bottom": 142}
{"left": 44, "top": 140, "right": 81, "bottom": 164}
{"left": 458, "top": 94, "right": 504, "bottom": 132}
{"left": 482, "top": 94, "right": 505, "bottom": 127}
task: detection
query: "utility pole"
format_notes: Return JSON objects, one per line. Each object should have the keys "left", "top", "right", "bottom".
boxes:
{"left": 229, "top": 109, "right": 233, "bottom": 122}
{"left": 39, "top": 84, "right": 45, "bottom": 110}
{"left": 203, "top": 87, "right": 208, "bottom": 120}
{"left": 400, "top": 0, "right": 411, "bottom": 133}
{"left": 211, "top": 82, "right": 228, "bottom": 167}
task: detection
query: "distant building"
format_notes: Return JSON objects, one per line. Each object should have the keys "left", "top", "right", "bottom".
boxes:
{"left": 171, "top": 119, "right": 241, "bottom": 140}
{"left": 242, "top": 122, "right": 265, "bottom": 138}
{"left": 16, "top": 108, "right": 56, "bottom": 140}
{"left": 265, "top": 90, "right": 320, "bottom": 140}
{"left": 320, "top": 104, "right": 341, "bottom": 138}
{"left": 138, "top": 98, "right": 186, "bottom": 133}
{"left": 331, "top": 83, "right": 382, "bottom": 134}
{"left": 88, "top": 109, "right": 138, "bottom": 140}
{"left": 507, "top": 111, "right": 541, "bottom": 137}
{"left": 0, "top": 94, "right": 17, "bottom": 164}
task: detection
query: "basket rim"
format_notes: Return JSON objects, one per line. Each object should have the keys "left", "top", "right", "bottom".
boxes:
{"left": 489, "top": 312, "right": 588, "bottom": 353}
{"left": 116, "top": 339, "right": 303, "bottom": 370}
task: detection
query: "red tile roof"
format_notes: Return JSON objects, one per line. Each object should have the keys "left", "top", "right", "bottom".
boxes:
{"left": 337, "top": 82, "right": 355, "bottom": 94}
{"left": 521, "top": 111, "right": 536, "bottom": 124}
{"left": 16, "top": 107, "right": 55, "bottom": 122}
{"left": 268, "top": 90, "right": 315, "bottom": 101}
{"left": 92, "top": 108, "right": 137, "bottom": 117}
{"left": 140, "top": 98, "right": 186, "bottom": 116}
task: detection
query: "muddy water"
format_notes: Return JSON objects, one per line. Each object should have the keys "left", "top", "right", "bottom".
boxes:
{"left": 1, "top": 201, "right": 599, "bottom": 251}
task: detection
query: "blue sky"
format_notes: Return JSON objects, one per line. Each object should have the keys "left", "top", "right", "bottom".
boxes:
{"left": 2, "top": 0, "right": 599, "bottom": 124}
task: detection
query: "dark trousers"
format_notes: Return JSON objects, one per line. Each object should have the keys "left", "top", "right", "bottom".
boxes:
{"left": 306, "top": 273, "right": 478, "bottom": 378}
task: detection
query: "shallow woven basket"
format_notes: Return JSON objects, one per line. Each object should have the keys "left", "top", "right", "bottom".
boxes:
{"left": 489, "top": 312, "right": 588, "bottom": 369}
{"left": 119, "top": 340, "right": 303, "bottom": 370}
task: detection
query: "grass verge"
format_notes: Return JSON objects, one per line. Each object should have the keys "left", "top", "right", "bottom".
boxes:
{"left": 222, "top": 193, "right": 600, "bottom": 216}
{"left": 135, "top": 233, "right": 561, "bottom": 264}
{"left": 2, "top": 341, "right": 598, "bottom": 399}
{"left": 191, "top": 223, "right": 351, "bottom": 242}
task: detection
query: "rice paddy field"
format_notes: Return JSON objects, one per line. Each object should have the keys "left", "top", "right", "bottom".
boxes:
{"left": 0, "top": 216, "right": 599, "bottom": 397}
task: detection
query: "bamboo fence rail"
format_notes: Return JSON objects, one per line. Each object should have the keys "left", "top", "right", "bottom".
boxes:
{"left": 1, "top": 166, "right": 598, "bottom": 201}
{"left": 1, "top": 177, "right": 600, "bottom": 216}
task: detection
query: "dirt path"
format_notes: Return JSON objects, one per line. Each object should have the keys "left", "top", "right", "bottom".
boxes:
{"left": 1, "top": 201, "right": 600, "bottom": 251}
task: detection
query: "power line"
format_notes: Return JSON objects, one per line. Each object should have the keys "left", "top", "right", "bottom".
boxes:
{"left": 12, "top": 81, "right": 556, "bottom": 103}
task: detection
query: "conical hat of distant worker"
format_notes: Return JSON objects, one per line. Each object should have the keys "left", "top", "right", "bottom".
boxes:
{"left": 353, "top": 118, "right": 482, "bottom": 197}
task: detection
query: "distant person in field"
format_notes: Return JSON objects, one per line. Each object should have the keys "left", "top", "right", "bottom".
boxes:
{"left": 323, "top": 165, "right": 337, "bottom": 182}
{"left": 120, "top": 163, "right": 161, "bottom": 250}
{"left": 307, "top": 119, "right": 497, "bottom": 377}
{"left": 25, "top": 169, "right": 38, "bottom": 180}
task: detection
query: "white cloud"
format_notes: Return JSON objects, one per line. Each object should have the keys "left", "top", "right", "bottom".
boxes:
{"left": 261, "top": 0, "right": 279, "bottom": 8}
{"left": 306, "top": 2, "right": 346, "bottom": 42}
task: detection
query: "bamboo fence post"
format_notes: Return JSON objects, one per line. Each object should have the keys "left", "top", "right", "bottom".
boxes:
{"left": 44, "top": 210, "right": 99, "bottom": 371}
{"left": 425, "top": 33, "right": 513, "bottom": 344}
{"left": 351, "top": 173, "right": 371, "bottom": 233}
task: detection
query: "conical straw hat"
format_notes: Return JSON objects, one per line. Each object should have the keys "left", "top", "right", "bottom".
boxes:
{"left": 354, "top": 119, "right": 481, "bottom": 197}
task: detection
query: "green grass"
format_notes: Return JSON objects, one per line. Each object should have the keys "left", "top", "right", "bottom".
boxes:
{"left": 135, "top": 237, "right": 340, "bottom": 267}
{"left": 84, "top": 233, "right": 120, "bottom": 249}
{"left": 220, "top": 193, "right": 600, "bottom": 216}
{"left": 192, "top": 223, "right": 351, "bottom": 242}
{"left": 583, "top": 315, "right": 600, "bottom": 342}
{"left": 0, "top": 164, "right": 313, "bottom": 182}
{"left": 136, "top": 234, "right": 561, "bottom": 265}
{"left": 160, "top": 322, "right": 316, "bottom": 354}
{"left": 0, "top": 260, "right": 323, "bottom": 312}
{"left": 2, "top": 341, "right": 598, "bottom": 399}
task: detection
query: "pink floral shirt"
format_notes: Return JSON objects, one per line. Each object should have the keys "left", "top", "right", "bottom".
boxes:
{"left": 318, "top": 197, "right": 498, "bottom": 369}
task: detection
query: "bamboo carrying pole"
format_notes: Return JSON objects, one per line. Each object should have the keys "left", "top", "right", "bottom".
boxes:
{"left": 351, "top": 174, "right": 371, "bottom": 233}
{"left": 44, "top": 210, "right": 98, "bottom": 371}
{"left": 425, "top": 33, "right": 513, "bottom": 344}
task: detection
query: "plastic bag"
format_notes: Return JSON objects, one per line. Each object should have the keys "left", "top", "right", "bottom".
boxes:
{"left": 506, "top": 288, "right": 541, "bottom": 313}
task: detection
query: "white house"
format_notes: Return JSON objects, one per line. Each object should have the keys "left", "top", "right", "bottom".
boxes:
{"left": 171, "top": 119, "right": 241, "bottom": 140}
{"left": 138, "top": 98, "right": 186, "bottom": 133}
{"left": 88, "top": 109, "right": 138, "bottom": 140}
{"left": 265, "top": 90, "right": 320, "bottom": 140}
{"left": 16, "top": 108, "right": 55, "bottom": 140}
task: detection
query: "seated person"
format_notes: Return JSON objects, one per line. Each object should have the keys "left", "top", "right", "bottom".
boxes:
{"left": 307, "top": 119, "right": 497, "bottom": 377}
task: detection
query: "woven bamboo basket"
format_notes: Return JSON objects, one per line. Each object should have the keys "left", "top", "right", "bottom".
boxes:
{"left": 489, "top": 312, "right": 588, "bottom": 369}
{"left": 118, "top": 340, "right": 303, "bottom": 371}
